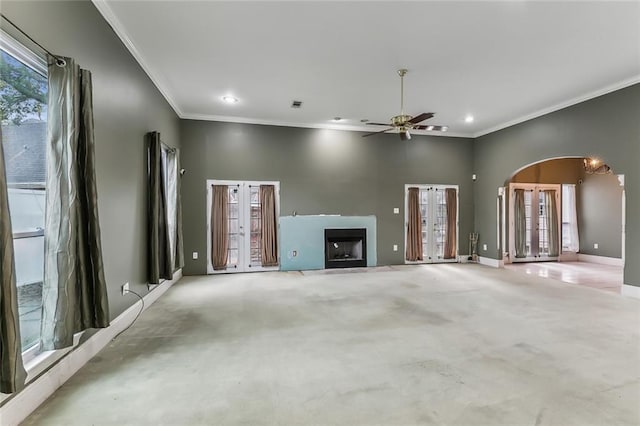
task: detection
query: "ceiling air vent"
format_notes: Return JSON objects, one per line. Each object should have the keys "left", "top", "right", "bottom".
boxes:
{"left": 291, "top": 100, "right": 303, "bottom": 109}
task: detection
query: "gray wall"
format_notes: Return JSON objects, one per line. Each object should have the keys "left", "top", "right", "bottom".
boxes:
{"left": 180, "top": 120, "right": 474, "bottom": 275}
{"left": 578, "top": 173, "right": 624, "bottom": 258}
{"left": 474, "top": 84, "right": 639, "bottom": 286}
{"left": 2, "top": 0, "right": 181, "bottom": 318}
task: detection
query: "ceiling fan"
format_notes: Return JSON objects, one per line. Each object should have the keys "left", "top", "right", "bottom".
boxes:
{"left": 362, "top": 69, "right": 448, "bottom": 141}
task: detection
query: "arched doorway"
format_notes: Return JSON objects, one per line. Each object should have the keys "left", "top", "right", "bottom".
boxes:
{"left": 499, "top": 157, "right": 625, "bottom": 292}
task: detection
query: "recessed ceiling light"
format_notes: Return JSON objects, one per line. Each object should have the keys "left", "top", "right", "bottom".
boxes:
{"left": 333, "top": 117, "right": 342, "bottom": 122}
{"left": 222, "top": 96, "right": 238, "bottom": 104}
{"left": 360, "top": 119, "right": 369, "bottom": 123}
{"left": 464, "top": 115, "right": 474, "bottom": 123}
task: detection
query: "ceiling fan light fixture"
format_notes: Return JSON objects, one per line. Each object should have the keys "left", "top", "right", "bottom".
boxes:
{"left": 405, "top": 130, "right": 411, "bottom": 140}
{"left": 426, "top": 125, "right": 434, "bottom": 131}
{"left": 441, "top": 126, "right": 449, "bottom": 132}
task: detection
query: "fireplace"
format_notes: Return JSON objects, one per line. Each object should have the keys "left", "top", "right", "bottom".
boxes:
{"left": 324, "top": 228, "right": 367, "bottom": 269}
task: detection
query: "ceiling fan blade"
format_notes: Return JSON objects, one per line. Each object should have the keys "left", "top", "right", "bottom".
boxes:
{"left": 366, "top": 122, "right": 394, "bottom": 126}
{"left": 408, "top": 112, "right": 435, "bottom": 124}
{"left": 362, "top": 128, "right": 394, "bottom": 137}
{"left": 413, "top": 125, "right": 448, "bottom": 132}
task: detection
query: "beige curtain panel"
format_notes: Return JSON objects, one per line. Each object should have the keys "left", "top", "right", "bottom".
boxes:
{"left": 211, "top": 185, "right": 229, "bottom": 270}
{"left": 444, "top": 188, "right": 457, "bottom": 259}
{"left": 260, "top": 185, "right": 278, "bottom": 267}
{"left": 147, "top": 132, "right": 172, "bottom": 284}
{"left": 544, "top": 190, "right": 560, "bottom": 257}
{"left": 0, "top": 127, "right": 27, "bottom": 393}
{"left": 406, "top": 187, "right": 423, "bottom": 261}
{"left": 41, "top": 58, "right": 109, "bottom": 351}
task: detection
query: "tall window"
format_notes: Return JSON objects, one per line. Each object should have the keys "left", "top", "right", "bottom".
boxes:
{"left": 1, "top": 31, "right": 48, "bottom": 351}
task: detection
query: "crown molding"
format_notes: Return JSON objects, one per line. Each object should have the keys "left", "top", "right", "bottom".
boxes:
{"left": 92, "top": 0, "right": 183, "bottom": 117}
{"left": 474, "top": 75, "right": 640, "bottom": 138}
{"left": 180, "top": 113, "right": 472, "bottom": 138}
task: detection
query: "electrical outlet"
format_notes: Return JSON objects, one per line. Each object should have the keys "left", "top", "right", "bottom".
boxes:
{"left": 393, "top": 244, "right": 398, "bottom": 251}
{"left": 483, "top": 244, "right": 488, "bottom": 251}
{"left": 121, "top": 282, "right": 129, "bottom": 295}
{"left": 393, "top": 207, "right": 399, "bottom": 214}
{"left": 292, "top": 250, "right": 297, "bottom": 257}
{"left": 192, "top": 252, "right": 198, "bottom": 260}
{"left": 593, "top": 243, "right": 599, "bottom": 249}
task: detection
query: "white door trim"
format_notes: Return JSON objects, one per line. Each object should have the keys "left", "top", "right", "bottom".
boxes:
{"left": 404, "top": 184, "right": 459, "bottom": 264}
{"left": 206, "top": 180, "right": 280, "bottom": 274}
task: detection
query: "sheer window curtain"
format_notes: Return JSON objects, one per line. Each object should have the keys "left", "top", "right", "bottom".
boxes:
{"left": 406, "top": 187, "right": 423, "bottom": 261}
{"left": 164, "top": 148, "right": 183, "bottom": 270}
{"left": 565, "top": 184, "right": 580, "bottom": 252}
{"left": 41, "top": 58, "right": 109, "bottom": 351}
{"left": 260, "top": 185, "right": 278, "bottom": 267}
{"left": 444, "top": 188, "right": 457, "bottom": 259}
{"left": 514, "top": 189, "right": 527, "bottom": 258}
{"left": 211, "top": 185, "right": 229, "bottom": 270}
{"left": 0, "top": 127, "right": 27, "bottom": 393}
{"left": 147, "top": 132, "right": 172, "bottom": 283}
{"left": 544, "top": 190, "right": 560, "bottom": 257}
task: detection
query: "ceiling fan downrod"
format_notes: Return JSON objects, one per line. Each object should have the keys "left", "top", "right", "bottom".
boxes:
{"left": 398, "top": 68, "right": 407, "bottom": 117}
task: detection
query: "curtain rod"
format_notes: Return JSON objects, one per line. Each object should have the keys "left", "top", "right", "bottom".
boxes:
{"left": 1, "top": 13, "right": 67, "bottom": 67}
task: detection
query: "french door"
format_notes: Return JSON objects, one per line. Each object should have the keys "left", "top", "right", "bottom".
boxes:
{"left": 405, "top": 184, "right": 458, "bottom": 263}
{"left": 207, "top": 180, "right": 280, "bottom": 273}
{"left": 508, "top": 183, "right": 561, "bottom": 262}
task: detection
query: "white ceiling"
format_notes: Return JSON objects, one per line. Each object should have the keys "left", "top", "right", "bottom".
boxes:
{"left": 94, "top": 1, "right": 640, "bottom": 138}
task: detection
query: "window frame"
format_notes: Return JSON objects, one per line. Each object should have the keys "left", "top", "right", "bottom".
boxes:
{"left": 1, "top": 27, "right": 48, "bottom": 361}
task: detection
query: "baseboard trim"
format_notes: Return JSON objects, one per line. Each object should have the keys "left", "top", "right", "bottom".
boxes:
{"left": 0, "top": 269, "right": 182, "bottom": 426}
{"left": 578, "top": 254, "right": 624, "bottom": 267}
{"left": 621, "top": 284, "right": 640, "bottom": 300}
{"left": 478, "top": 256, "right": 503, "bottom": 268}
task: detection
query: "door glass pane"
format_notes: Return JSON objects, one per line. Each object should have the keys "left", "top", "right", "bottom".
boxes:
{"left": 434, "top": 190, "right": 447, "bottom": 259}
{"left": 229, "top": 218, "right": 239, "bottom": 234}
{"left": 227, "top": 249, "right": 238, "bottom": 267}
{"left": 538, "top": 191, "right": 549, "bottom": 255}
{"left": 1, "top": 46, "right": 48, "bottom": 351}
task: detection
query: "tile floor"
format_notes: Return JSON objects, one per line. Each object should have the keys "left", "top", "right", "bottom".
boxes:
{"left": 504, "top": 261, "right": 623, "bottom": 293}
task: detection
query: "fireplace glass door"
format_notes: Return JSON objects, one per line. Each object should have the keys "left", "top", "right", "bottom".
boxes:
{"left": 405, "top": 185, "right": 458, "bottom": 263}
{"left": 207, "top": 180, "right": 280, "bottom": 273}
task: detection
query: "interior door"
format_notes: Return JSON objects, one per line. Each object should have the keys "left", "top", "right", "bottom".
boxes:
{"left": 509, "top": 183, "right": 560, "bottom": 262}
{"left": 207, "top": 180, "right": 280, "bottom": 273}
{"left": 405, "top": 185, "right": 458, "bottom": 263}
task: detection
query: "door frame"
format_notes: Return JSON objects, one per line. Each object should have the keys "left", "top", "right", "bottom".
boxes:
{"left": 404, "top": 183, "right": 459, "bottom": 264}
{"left": 508, "top": 182, "right": 561, "bottom": 263}
{"left": 206, "top": 179, "right": 280, "bottom": 274}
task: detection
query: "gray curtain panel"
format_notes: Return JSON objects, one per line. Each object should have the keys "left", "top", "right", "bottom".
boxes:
{"left": 406, "top": 187, "right": 423, "bottom": 261}
{"left": 260, "top": 185, "right": 278, "bottom": 267}
{"left": 147, "top": 132, "right": 172, "bottom": 283}
{"left": 41, "top": 59, "right": 109, "bottom": 351}
{"left": 0, "top": 127, "right": 27, "bottom": 393}
{"left": 514, "top": 189, "right": 527, "bottom": 258}
{"left": 444, "top": 188, "right": 457, "bottom": 259}
{"left": 544, "top": 190, "right": 560, "bottom": 257}
{"left": 211, "top": 185, "right": 229, "bottom": 270}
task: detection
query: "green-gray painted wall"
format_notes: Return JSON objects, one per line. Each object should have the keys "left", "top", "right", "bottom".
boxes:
{"left": 2, "top": 0, "right": 181, "bottom": 318}
{"left": 474, "top": 84, "right": 639, "bottom": 287}
{"left": 578, "top": 173, "right": 624, "bottom": 258}
{"left": 180, "top": 120, "right": 475, "bottom": 275}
